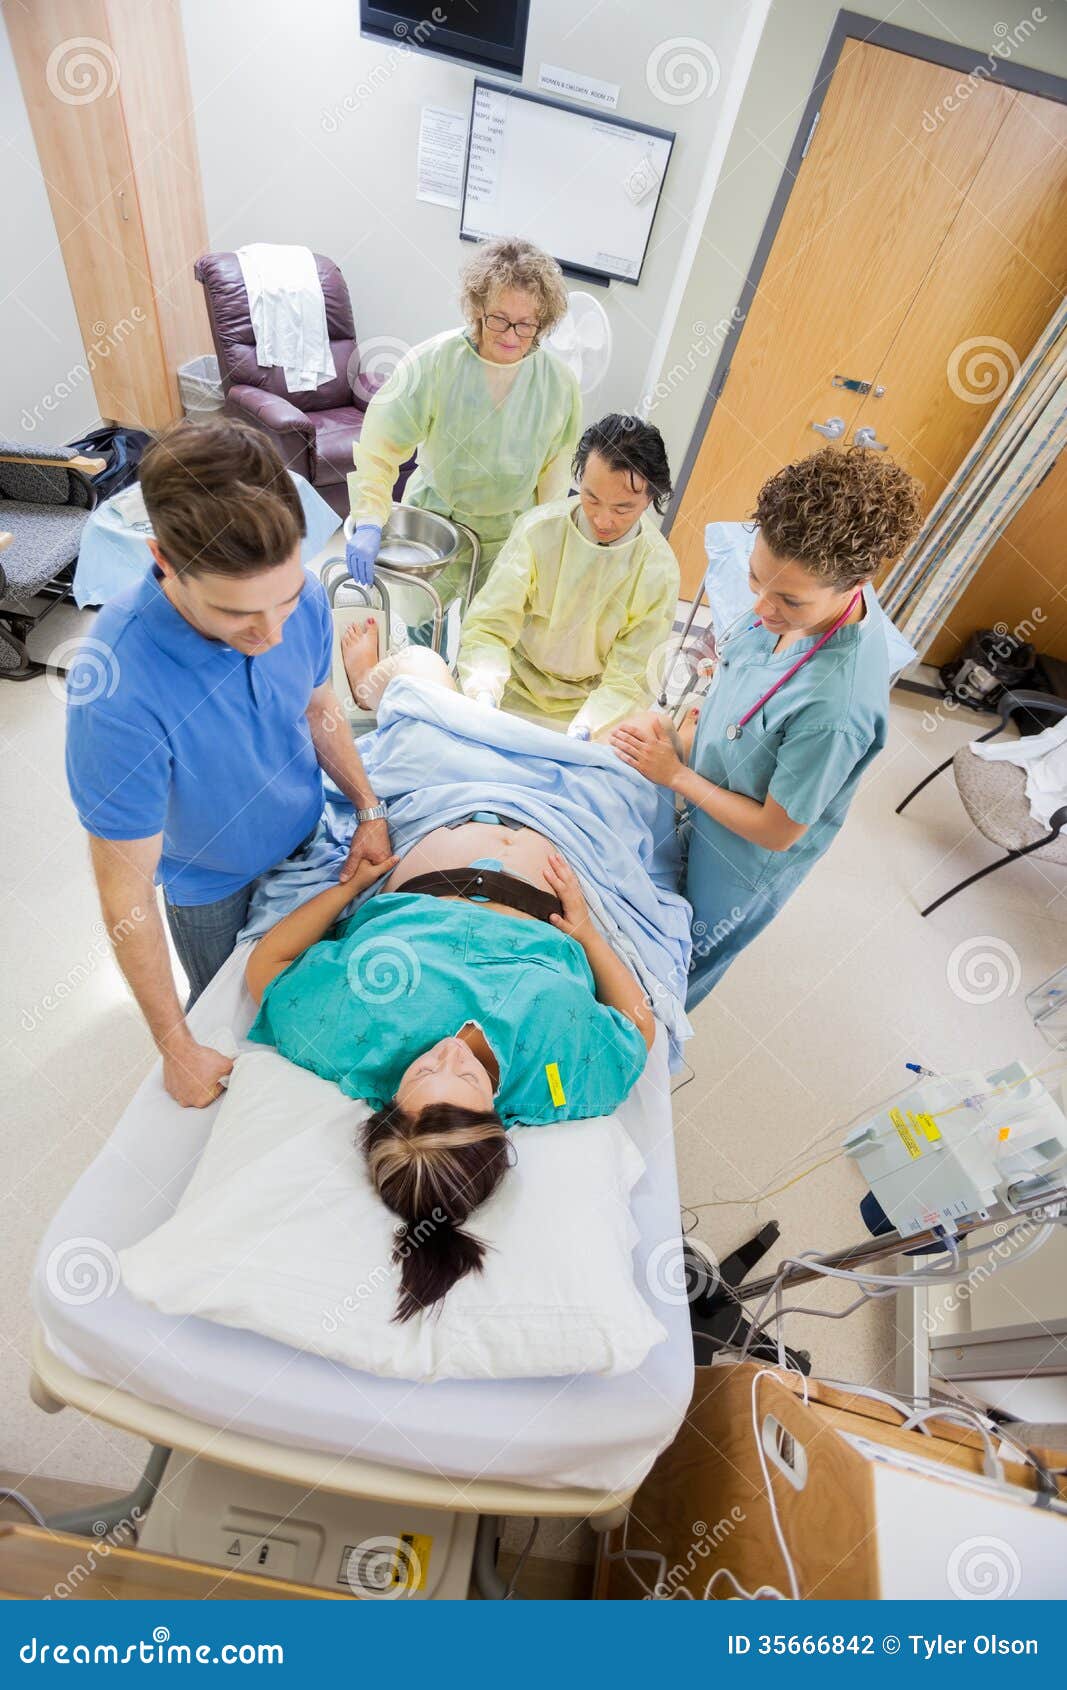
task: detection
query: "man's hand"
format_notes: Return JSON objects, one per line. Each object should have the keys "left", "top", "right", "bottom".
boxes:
{"left": 161, "top": 1032, "right": 234, "bottom": 1109}
{"left": 544, "top": 850, "right": 592, "bottom": 941}
{"left": 340, "top": 815, "right": 391, "bottom": 881}
{"left": 345, "top": 852, "right": 400, "bottom": 897}
{"left": 611, "top": 713, "right": 684, "bottom": 789}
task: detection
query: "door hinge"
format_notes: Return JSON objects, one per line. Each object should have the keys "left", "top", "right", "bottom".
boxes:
{"left": 800, "top": 108, "right": 821, "bottom": 161}
{"left": 715, "top": 362, "right": 731, "bottom": 399}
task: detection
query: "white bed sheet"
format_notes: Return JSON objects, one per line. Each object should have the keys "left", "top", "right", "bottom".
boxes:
{"left": 33, "top": 948, "right": 694, "bottom": 1495}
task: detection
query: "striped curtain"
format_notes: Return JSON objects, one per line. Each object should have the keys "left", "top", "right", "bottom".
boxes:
{"left": 880, "top": 299, "right": 1067, "bottom": 656}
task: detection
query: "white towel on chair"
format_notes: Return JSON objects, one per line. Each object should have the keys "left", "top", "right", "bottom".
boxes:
{"left": 971, "top": 716, "right": 1067, "bottom": 826}
{"left": 236, "top": 243, "right": 333, "bottom": 393}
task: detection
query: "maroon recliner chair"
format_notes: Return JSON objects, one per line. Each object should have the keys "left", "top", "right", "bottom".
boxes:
{"left": 193, "top": 250, "right": 411, "bottom": 518}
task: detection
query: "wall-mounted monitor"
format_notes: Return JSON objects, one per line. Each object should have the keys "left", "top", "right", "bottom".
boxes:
{"left": 359, "top": 3, "right": 530, "bottom": 79}
{"left": 460, "top": 80, "right": 675, "bottom": 287}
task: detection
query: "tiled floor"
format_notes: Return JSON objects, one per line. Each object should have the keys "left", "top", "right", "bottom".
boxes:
{"left": 3, "top": 584, "right": 1065, "bottom": 1569}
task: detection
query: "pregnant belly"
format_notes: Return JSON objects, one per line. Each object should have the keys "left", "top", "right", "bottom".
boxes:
{"left": 384, "top": 821, "right": 556, "bottom": 916}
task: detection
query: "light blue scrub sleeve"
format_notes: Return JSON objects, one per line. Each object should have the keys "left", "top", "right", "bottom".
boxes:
{"left": 768, "top": 725, "right": 874, "bottom": 826}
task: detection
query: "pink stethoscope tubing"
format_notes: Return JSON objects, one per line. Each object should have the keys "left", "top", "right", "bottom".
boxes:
{"left": 724, "top": 590, "right": 862, "bottom": 741}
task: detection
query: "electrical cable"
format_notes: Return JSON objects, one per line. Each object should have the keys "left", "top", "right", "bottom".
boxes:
{"left": 704, "top": 1566, "right": 787, "bottom": 1601}
{"left": 685, "top": 1149, "right": 847, "bottom": 1211}
{"left": 750, "top": 1367, "right": 801, "bottom": 1599}
{"left": 502, "top": 1518, "right": 539, "bottom": 1598}
{"left": 0, "top": 1487, "right": 47, "bottom": 1527}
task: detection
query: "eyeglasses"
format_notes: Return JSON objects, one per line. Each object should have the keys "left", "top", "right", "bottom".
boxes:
{"left": 483, "top": 311, "right": 540, "bottom": 340}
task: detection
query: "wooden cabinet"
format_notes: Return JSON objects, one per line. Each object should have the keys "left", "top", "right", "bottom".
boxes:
{"left": 4, "top": 0, "right": 211, "bottom": 430}
{"left": 595, "top": 1362, "right": 1067, "bottom": 1600}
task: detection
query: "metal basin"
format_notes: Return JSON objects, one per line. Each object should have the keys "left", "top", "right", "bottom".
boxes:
{"left": 343, "top": 504, "right": 462, "bottom": 576}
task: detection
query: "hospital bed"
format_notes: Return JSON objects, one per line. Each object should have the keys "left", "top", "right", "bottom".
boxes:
{"left": 30, "top": 942, "right": 693, "bottom": 1598}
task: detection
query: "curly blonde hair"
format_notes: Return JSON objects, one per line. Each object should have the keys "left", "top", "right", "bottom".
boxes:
{"left": 459, "top": 236, "right": 569, "bottom": 342}
{"left": 753, "top": 447, "right": 925, "bottom": 588}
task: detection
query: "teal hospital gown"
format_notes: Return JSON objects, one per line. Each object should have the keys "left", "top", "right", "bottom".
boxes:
{"left": 683, "top": 583, "right": 892, "bottom": 1007}
{"left": 247, "top": 891, "right": 648, "bottom": 1126}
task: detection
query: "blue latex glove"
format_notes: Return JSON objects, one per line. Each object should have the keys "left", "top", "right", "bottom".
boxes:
{"left": 345, "top": 523, "right": 382, "bottom": 586}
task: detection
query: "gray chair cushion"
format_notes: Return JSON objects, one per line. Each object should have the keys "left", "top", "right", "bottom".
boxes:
{"left": 0, "top": 501, "right": 86, "bottom": 604}
{"left": 952, "top": 745, "right": 1067, "bottom": 861}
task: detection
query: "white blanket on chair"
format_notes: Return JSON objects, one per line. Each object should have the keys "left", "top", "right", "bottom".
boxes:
{"left": 236, "top": 243, "right": 333, "bottom": 392}
{"left": 971, "top": 717, "right": 1067, "bottom": 827}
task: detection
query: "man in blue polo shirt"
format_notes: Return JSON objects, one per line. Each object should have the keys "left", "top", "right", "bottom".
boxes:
{"left": 66, "top": 419, "right": 391, "bottom": 1109}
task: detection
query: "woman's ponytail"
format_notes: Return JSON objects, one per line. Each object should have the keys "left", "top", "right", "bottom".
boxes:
{"left": 363, "top": 1102, "right": 509, "bottom": 1322}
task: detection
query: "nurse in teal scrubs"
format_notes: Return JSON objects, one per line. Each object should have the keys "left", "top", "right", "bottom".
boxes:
{"left": 612, "top": 448, "right": 923, "bottom": 1009}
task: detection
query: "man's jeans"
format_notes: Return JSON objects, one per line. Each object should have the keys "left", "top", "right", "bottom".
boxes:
{"left": 164, "top": 825, "right": 318, "bottom": 1009}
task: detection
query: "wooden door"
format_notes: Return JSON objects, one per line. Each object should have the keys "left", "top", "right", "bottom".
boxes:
{"left": 667, "top": 37, "right": 1066, "bottom": 599}
{"left": 851, "top": 90, "right": 1067, "bottom": 518}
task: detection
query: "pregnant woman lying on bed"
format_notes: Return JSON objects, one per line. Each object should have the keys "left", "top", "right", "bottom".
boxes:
{"left": 245, "top": 638, "right": 654, "bottom": 1321}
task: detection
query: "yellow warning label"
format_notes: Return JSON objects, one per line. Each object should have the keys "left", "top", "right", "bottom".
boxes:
{"left": 910, "top": 1110, "right": 941, "bottom": 1143}
{"left": 889, "top": 1107, "right": 921, "bottom": 1159}
{"left": 546, "top": 1062, "right": 567, "bottom": 1107}
{"left": 397, "top": 1532, "right": 432, "bottom": 1593}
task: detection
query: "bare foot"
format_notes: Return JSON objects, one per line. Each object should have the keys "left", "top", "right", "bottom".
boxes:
{"left": 677, "top": 704, "right": 701, "bottom": 759}
{"left": 341, "top": 618, "right": 380, "bottom": 708}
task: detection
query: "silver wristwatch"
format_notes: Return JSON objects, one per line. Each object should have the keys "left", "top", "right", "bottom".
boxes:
{"left": 356, "top": 802, "right": 388, "bottom": 823}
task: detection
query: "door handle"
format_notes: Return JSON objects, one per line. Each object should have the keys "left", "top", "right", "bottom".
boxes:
{"left": 810, "top": 416, "right": 845, "bottom": 440}
{"left": 853, "top": 426, "right": 888, "bottom": 450}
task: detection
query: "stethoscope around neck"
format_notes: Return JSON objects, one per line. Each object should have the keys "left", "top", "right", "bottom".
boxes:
{"left": 656, "top": 590, "right": 862, "bottom": 739}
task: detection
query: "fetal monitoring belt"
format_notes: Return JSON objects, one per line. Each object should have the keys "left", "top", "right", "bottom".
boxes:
{"left": 400, "top": 868, "right": 563, "bottom": 924}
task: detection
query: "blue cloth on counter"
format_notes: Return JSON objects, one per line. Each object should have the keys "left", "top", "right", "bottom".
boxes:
{"left": 239, "top": 676, "right": 694, "bottom": 1052}
{"left": 71, "top": 471, "right": 341, "bottom": 608}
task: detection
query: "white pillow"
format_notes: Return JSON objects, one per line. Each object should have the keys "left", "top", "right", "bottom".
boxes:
{"left": 119, "top": 1049, "right": 667, "bottom": 1383}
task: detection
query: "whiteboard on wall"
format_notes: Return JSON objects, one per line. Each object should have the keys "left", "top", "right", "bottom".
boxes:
{"left": 460, "top": 80, "right": 675, "bottom": 287}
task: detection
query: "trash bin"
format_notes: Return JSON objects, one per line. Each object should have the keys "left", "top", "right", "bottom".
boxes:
{"left": 177, "top": 355, "right": 224, "bottom": 420}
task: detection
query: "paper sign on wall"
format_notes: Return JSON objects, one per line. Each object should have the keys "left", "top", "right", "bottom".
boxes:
{"left": 416, "top": 106, "right": 468, "bottom": 208}
{"left": 538, "top": 63, "right": 620, "bottom": 110}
